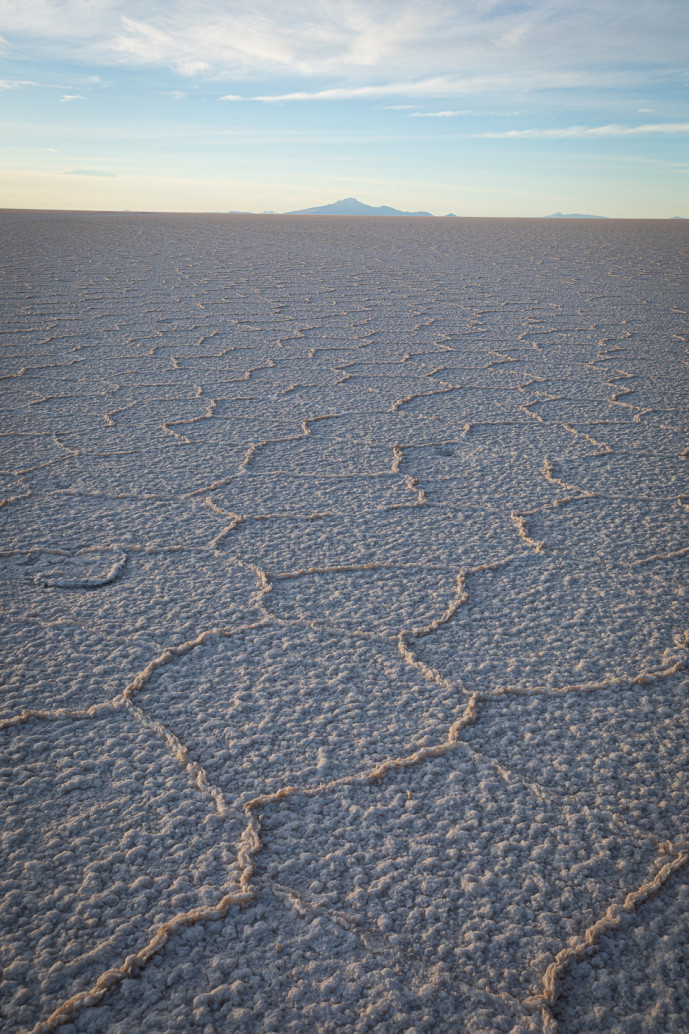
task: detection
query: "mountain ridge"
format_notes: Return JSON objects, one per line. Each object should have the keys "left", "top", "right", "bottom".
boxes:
{"left": 544, "top": 212, "right": 607, "bottom": 219}
{"left": 288, "top": 197, "right": 433, "bottom": 217}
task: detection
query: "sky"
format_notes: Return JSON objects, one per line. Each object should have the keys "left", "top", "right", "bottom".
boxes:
{"left": 0, "top": 0, "right": 688, "bottom": 216}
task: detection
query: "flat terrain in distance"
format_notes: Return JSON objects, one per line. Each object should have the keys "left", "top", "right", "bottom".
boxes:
{"left": 1, "top": 212, "right": 688, "bottom": 1034}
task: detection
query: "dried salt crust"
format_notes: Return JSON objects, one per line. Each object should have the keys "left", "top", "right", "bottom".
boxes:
{"left": 0, "top": 212, "right": 687, "bottom": 1033}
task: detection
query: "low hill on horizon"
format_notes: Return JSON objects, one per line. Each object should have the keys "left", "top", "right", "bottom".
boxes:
{"left": 288, "top": 197, "right": 433, "bottom": 217}
{"left": 544, "top": 212, "right": 607, "bottom": 219}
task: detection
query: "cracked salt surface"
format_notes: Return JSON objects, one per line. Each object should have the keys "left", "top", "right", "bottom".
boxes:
{"left": 0, "top": 212, "right": 687, "bottom": 1033}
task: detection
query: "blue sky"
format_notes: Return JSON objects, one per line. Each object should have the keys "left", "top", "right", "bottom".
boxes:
{"left": 1, "top": 0, "right": 687, "bottom": 215}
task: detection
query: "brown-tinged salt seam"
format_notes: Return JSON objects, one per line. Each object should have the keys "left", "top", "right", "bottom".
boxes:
{"left": 532, "top": 841, "right": 689, "bottom": 1034}
{"left": 510, "top": 511, "right": 546, "bottom": 554}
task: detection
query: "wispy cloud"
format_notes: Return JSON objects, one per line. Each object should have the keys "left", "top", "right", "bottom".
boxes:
{"left": 411, "top": 110, "right": 470, "bottom": 118}
{"left": 218, "top": 94, "right": 242, "bottom": 102}
{"left": 253, "top": 78, "right": 488, "bottom": 102}
{"left": 0, "top": 78, "right": 38, "bottom": 90}
{"left": 0, "top": 1, "right": 686, "bottom": 95}
{"left": 251, "top": 69, "right": 643, "bottom": 103}
{"left": 479, "top": 122, "right": 689, "bottom": 138}
{"left": 59, "top": 168, "right": 116, "bottom": 176}
{"left": 60, "top": 93, "right": 85, "bottom": 102}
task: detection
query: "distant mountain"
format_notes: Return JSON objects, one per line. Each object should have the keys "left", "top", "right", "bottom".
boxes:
{"left": 670, "top": 216, "right": 686, "bottom": 219}
{"left": 288, "top": 197, "right": 433, "bottom": 216}
{"left": 544, "top": 212, "right": 607, "bottom": 219}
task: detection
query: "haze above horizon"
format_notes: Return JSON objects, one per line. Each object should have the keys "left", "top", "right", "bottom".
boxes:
{"left": 1, "top": 1, "right": 688, "bottom": 217}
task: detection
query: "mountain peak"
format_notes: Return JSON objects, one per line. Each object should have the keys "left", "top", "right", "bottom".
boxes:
{"left": 288, "top": 197, "right": 433, "bottom": 217}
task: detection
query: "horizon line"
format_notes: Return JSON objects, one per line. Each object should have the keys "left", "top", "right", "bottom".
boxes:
{"left": 1, "top": 207, "right": 687, "bottom": 221}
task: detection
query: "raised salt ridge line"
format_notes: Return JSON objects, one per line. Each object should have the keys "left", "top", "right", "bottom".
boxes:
{"left": 533, "top": 842, "right": 689, "bottom": 1034}
{"left": 33, "top": 550, "right": 128, "bottom": 590}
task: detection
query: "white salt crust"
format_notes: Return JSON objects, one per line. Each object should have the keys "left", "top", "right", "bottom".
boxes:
{"left": 0, "top": 213, "right": 687, "bottom": 1033}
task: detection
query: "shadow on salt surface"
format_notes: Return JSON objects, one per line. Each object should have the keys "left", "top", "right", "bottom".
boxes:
{"left": 78, "top": 887, "right": 541, "bottom": 1034}
{"left": 268, "top": 566, "right": 460, "bottom": 633}
{"left": 0, "top": 616, "right": 153, "bottom": 718}
{"left": 408, "top": 445, "right": 561, "bottom": 511}
{"left": 2, "top": 550, "right": 259, "bottom": 646}
{"left": 554, "top": 869, "right": 689, "bottom": 1034}
{"left": 132, "top": 625, "right": 460, "bottom": 802}
{"left": 213, "top": 472, "right": 413, "bottom": 514}
{"left": 552, "top": 452, "right": 689, "bottom": 497}
{"left": 462, "top": 673, "right": 689, "bottom": 842}
{"left": 37, "top": 442, "right": 250, "bottom": 496}
{"left": 0, "top": 431, "right": 77, "bottom": 473}
{"left": 0, "top": 713, "right": 242, "bottom": 1034}
{"left": 413, "top": 556, "right": 688, "bottom": 694}
{"left": 2, "top": 495, "right": 233, "bottom": 552}
{"left": 528, "top": 497, "right": 688, "bottom": 564}
{"left": 0, "top": 546, "right": 260, "bottom": 718}
{"left": 26, "top": 548, "right": 127, "bottom": 589}
{"left": 245, "top": 438, "right": 392, "bottom": 476}
{"left": 255, "top": 749, "right": 659, "bottom": 1005}
{"left": 225, "top": 507, "right": 514, "bottom": 572}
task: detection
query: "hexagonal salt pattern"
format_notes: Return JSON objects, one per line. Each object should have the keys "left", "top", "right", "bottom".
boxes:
{"left": 1, "top": 212, "right": 687, "bottom": 1034}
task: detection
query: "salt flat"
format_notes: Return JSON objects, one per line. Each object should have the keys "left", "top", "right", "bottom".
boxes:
{"left": 0, "top": 212, "right": 687, "bottom": 1034}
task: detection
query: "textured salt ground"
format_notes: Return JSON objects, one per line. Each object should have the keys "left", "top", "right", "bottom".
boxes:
{"left": 461, "top": 673, "right": 689, "bottom": 842}
{"left": 526, "top": 497, "right": 687, "bottom": 563}
{"left": 207, "top": 473, "right": 414, "bottom": 515}
{"left": 61, "top": 889, "right": 543, "bottom": 1034}
{"left": 415, "top": 557, "right": 686, "bottom": 694}
{"left": 224, "top": 507, "right": 515, "bottom": 575}
{"left": 0, "top": 618, "right": 155, "bottom": 717}
{"left": 553, "top": 871, "right": 689, "bottom": 1033}
{"left": 0, "top": 714, "right": 243, "bottom": 1034}
{"left": 253, "top": 753, "right": 662, "bottom": 999}
{"left": 1, "top": 213, "right": 688, "bottom": 1034}
{"left": 131, "top": 625, "right": 463, "bottom": 801}
{"left": 2, "top": 549, "right": 260, "bottom": 651}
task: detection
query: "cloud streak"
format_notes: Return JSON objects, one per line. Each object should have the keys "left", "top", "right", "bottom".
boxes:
{"left": 410, "top": 110, "right": 471, "bottom": 118}
{"left": 250, "top": 68, "right": 655, "bottom": 103}
{"left": 0, "top": 78, "right": 38, "bottom": 90}
{"left": 479, "top": 122, "right": 689, "bottom": 138}
{"left": 59, "top": 168, "right": 116, "bottom": 176}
